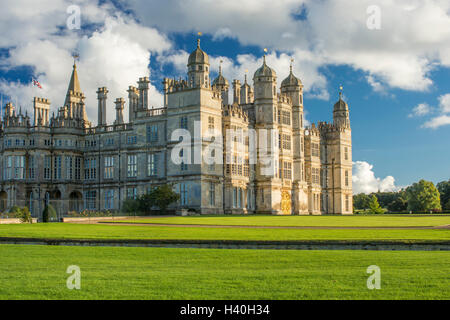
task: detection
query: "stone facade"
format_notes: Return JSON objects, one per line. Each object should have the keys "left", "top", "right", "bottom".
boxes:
{"left": 0, "top": 40, "right": 352, "bottom": 217}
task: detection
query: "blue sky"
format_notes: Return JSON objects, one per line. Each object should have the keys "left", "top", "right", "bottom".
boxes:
{"left": 0, "top": 0, "right": 449, "bottom": 192}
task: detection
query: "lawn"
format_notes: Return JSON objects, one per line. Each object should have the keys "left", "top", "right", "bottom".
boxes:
{"left": 0, "top": 223, "right": 448, "bottom": 241}
{"left": 0, "top": 244, "right": 448, "bottom": 300}
{"left": 114, "top": 215, "right": 450, "bottom": 227}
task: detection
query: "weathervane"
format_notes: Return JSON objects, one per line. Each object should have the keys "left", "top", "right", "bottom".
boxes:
{"left": 72, "top": 53, "right": 80, "bottom": 67}
{"left": 290, "top": 57, "right": 294, "bottom": 73}
{"left": 339, "top": 84, "right": 343, "bottom": 99}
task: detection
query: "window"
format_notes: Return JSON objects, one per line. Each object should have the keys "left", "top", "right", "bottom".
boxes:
{"left": 105, "top": 190, "right": 114, "bottom": 209}
{"left": 85, "top": 191, "right": 96, "bottom": 210}
{"left": 312, "top": 143, "right": 320, "bottom": 157}
{"left": 29, "top": 156, "right": 35, "bottom": 179}
{"left": 127, "top": 135, "right": 137, "bottom": 144}
{"left": 127, "top": 155, "right": 137, "bottom": 177}
{"left": 345, "top": 170, "right": 349, "bottom": 187}
{"left": 345, "top": 195, "right": 350, "bottom": 212}
{"left": 180, "top": 116, "right": 188, "bottom": 129}
{"left": 13, "top": 156, "right": 25, "bottom": 180}
{"left": 282, "top": 111, "right": 291, "bottom": 125}
{"left": 312, "top": 167, "right": 320, "bottom": 184}
{"left": 179, "top": 183, "right": 188, "bottom": 206}
{"left": 209, "top": 182, "right": 215, "bottom": 206}
{"left": 84, "top": 158, "right": 96, "bottom": 180}
{"left": 244, "top": 159, "right": 249, "bottom": 177}
{"left": 75, "top": 157, "right": 81, "bottom": 180}
{"left": 146, "top": 125, "right": 158, "bottom": 143}
{"left": 208, "top": 116, "right": 214, "bottom": 129}
{"left": 29, "top": 139, "right": 35, "bottom": 146}
{"left": 233, "top": 187, "right": 237, "bottom": 208}
{"left": 282, "top": 134, "right": 291, "bottom": 150}
{"left": 104, "top": 156, "right": 114, "bottom": 179}
{"left": 344, "top": 147, "right": 349, "bottom": 161}
{"left": 44, "top": 156, "right": 52, "bottom": 180}
{"left": 147, "top": 154, "right": 158, "bottom": 176}
{"left": 127, "top": 187, "right": 137, "bottom": 200}
{"left": 283, "top": 161, "right": 292, "bottom": 180}
{"left": 65, "top": 156, "right": 73, "bottom": 180}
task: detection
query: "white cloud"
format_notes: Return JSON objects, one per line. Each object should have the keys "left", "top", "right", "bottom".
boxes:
{"left": 352, "top": 161, "right": 398, "bottom": 194}
{"left": 212, "top": 28, "right": 235, "bottom": 41}
{"left": 409, "top": 103, "right": 432, "bottom": 117}
{"left": 0, "top": 5, "right": 171, "bottom": 125}
{"left": 438, "top": 93, "right": 450, "bottom": 114}
{"left": 413, "top": 93, "right": 450, "bottom": 128}
{"left": 128, "top": 0, "right": 450, "bottom": 95}
{"left": 422, "top": 114, "right": 450, "bottom": 129}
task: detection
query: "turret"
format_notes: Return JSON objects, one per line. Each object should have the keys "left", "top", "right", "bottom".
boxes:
{"left": 281, "top": 60, "right": 304, "bottom": 129}
{"left": 33, "top": 97, "right": 50, "bottom": 126}
{"left": 212, "top": 62, "right": 229, "bottom": 105}
{"left": 232, "top": 79, "right": 241, "bottom": 104}
{"left": 187, "top": 39, "right": 210, "bottom": 88}
{"left": 333, "top": 92, "right": 350, "bottom": 129}
{"left": 253, "top": 55, "right": 277, "bottom": 102}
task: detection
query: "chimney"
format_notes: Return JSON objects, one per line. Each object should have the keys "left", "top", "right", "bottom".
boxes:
{"left": 96, "top": 87, "right": 108, "bottom": 126}
{"left": 114, "top": 98, "right": 125, "bottom": 125}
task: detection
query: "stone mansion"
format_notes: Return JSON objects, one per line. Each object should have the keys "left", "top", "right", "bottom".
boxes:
{"left": 0, "top": 40, "right": 353, "bottom": 217}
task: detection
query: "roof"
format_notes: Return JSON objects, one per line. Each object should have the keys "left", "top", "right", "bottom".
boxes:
{"left": 254, "top": 56, "right": 276, "bottom": 78}
{"left": 188, "top": 39, "right": 209, "bottom": 65}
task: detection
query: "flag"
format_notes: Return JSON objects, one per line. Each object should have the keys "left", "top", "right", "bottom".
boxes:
{"left": 197, "top": 32, "right": 202, "bottom": 36}
{"left": 32, "top": 79, "right": 42, "bottom": 89}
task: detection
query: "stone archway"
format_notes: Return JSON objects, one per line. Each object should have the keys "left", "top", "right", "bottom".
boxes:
{"left": 0, "top": 191, "right": 7, "bottom": 212}
{"left": 69, "top": 191, "right": 82, "bottom": 212}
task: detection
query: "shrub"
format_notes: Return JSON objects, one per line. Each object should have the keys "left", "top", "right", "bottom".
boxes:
{"left": 42, "top": 205, "right": 57, "bottom": 222}
{"left": 19, "top": 207, "right": 32, "bottom": 224}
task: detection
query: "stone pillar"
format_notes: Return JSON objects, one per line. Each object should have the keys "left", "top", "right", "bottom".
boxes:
{"left": 96, "top": 87, "right": 108, "bottom": 126}
{"left": 114, "top": 98, "right": 125, "bottom": 125}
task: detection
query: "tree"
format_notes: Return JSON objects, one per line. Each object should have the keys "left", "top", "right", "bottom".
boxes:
{"left": 353, "top": 193, "right": 371, "bottom": 210}
{"left": 42, "top": 204, "right": 57, "bottom": 222}
{"left": 19, "top": 207, "right": 32, "bottom": 224}
{"left": 147, "top": 184, "right": 180, "bottom": 213}
{"left": 436, "top": 180, "right": 450, "bottom": 210}
{"left": 405, "top": 180, "right": 441, "bottom": 212}
{"left": 387, "top": 197, "right": 407, "bottom": 212}
{"left": 367, "top": 195, "right": 384, "bottom": 214}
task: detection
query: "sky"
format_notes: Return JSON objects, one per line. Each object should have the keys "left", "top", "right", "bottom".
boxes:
{"left": 0, "top": 0, "right": 449, "bottom": 193}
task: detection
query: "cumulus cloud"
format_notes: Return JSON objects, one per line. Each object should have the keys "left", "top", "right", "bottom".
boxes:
{"left": 412, "top": 93, "right": 450, "bottom": 128}
{"left": 352, "top": 161, "right": 398, "bottom": 194}
{"left": 409, "top": 103, "right": 432, "bottom": 117}
{"left": 0, "top": 1, "right": 171, "bottom": 125}
{"left": 127, "top": 0, "right": 450, "bottom": 95}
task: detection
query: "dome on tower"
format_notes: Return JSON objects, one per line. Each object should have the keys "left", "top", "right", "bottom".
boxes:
{"left": 333, "top": 97, "right": 349, "bottom": 111}
{"left": 188, "top": 39, "right": 209, "bottom": 65}
{"left": 212, "top": 65, "right": 229, "bottom": 87}
{"left": 281, "top": 68, "right": 302, "bottom": 87}
{"left": 254, "top": 56, "right": 276, "bottom": 78}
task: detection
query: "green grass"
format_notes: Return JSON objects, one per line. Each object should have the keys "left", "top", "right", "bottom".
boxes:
{"left": 0, "top": 223, "right": 448, "bottom": 241}
{"left": 0, "top": 244, "right": 448, "bottom": 299}
{"left": 114, "top": 215, "right": 450, "bottom": 227}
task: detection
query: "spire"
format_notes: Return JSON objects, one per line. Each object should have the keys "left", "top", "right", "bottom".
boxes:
{"left": 290, "top": 58, "right": 294, "bottom": 74}
{"left": 219, "top": 60, "right": 223, "bottom": 75}
{"left": 67, "top": 62, "right": 81, "bottom": 94}
{"left": 197, "top": 38, "right": 201, "bottom": 48}
{"left": 339, "top": 84, "right": 343, "bottom": 100}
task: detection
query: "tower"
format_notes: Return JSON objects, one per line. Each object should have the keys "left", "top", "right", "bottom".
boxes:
{"left": 333, "top": 91, "right": 350, "bottom": 129}
{"left": 232, "top": 80, "right": 241, "bottom": 104}
{"left": 64, "top": 62, "right": 87, "bottom": 123}
{"left": 212, "top": 62, "right": 229, "bottom": 105}
{"left": 253, "top": 55, "right": 277, "bottom": 124}
{"left": 33, "top": 97, "right": 50, "bottom": 126}
{"left": 97, "top": 87, "right": 108, "bottom": 126}
{"left": 187, "top": 39, "right": 210, "bottom": 88}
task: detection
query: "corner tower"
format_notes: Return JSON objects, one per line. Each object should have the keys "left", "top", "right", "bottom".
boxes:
{"left": 188, "top": 39, "right": 210, "bottom": 88}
